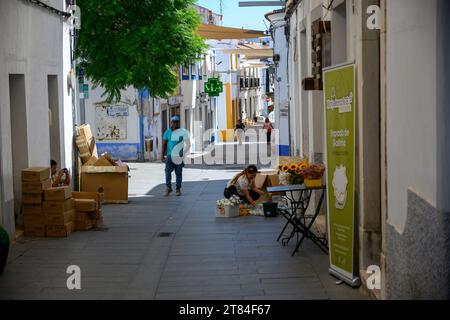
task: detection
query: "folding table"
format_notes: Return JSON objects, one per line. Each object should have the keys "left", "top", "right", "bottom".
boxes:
{"left": 267, "top": 184, "right": 329, "bottom": 256}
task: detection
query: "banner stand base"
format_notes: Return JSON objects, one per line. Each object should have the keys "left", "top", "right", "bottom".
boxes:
{"left": 329, "top": 268, "right": 361, "bottom": 288}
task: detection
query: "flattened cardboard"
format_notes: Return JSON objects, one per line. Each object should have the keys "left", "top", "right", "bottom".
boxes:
{"left": 22, "top": 193, "right": 43, "bottom": 205}
{"left": 22, "top": 167, "right": 51, "bottom": 182}
{"left": 74, "top": 199, "right": 97, "bottom": 212}
{"left": 90, "top": 138, "right": 98, "bottom": 159}
{"left": 46, "top": 222, "right": 74, "bottom": 237}
{"left": 255, "top": 174, "right": 268, "bottom": 189}
{"left": 83, "top": 156, "right": 98, "bottom": 166}
{"left": 44, "top": 186, "right": 72, "bottom": 201}
{"left": 22, "top": 179, "right": 52, "bottom": 194}
{"left": 77, "top": 124, "right": 93, "bottom": 142}
{"left": 44, "top": 209, "right": 75, "bottom": 226}
{"left": 22, "top": 204, "right": 42, "bottom": 215}
{"left": 93, "top": 155, "right": 114, "bottom": 167}
{"left": 43, "top": 198, "right": 75, "bottom": 214}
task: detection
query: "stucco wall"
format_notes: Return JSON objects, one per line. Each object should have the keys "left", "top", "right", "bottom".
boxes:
{"left": 0, "top": 0, "right": 73, "bottom": 236}
{"left": 84, "top": 84, "right": 141, "bottom": 160}
{"left": 272, "top": 16, "right": 290, "bottom": 155}
{"left": 384, "top": 0, "right": 450, "bottom": 299}
{"left": 386, "top": 0, "right": 437, "bottom": 231}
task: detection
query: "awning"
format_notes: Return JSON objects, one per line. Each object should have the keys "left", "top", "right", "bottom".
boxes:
{"left": 222, "top": 48, "right": 274, "bottom": 58}
{"left": 197, "top": 24, "right": 266, "bottom": 40}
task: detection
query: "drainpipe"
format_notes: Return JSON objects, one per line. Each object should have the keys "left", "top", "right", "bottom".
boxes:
{"left": 137, "top": 89, "right": 147, "bottom": 162}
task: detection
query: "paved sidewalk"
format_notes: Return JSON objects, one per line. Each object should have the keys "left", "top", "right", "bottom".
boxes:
{"left": 0, "top": 163, "right": 368, "bottom": 300}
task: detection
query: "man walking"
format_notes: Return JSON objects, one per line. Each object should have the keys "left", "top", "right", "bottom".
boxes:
{"left": 162, "top": 116, "right": 191, "bottom": 196}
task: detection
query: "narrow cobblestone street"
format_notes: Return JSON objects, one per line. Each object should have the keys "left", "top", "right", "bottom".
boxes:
{"left": 0, "top": 163, "right": 367, "bottom": 300}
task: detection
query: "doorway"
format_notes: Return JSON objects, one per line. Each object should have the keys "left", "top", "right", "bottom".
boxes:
{"left": 48, "top": 75, "right": 61, "bottom": 166}
{"left": 162, "top": 109, "right": 168, "bottom": 135}
{"left": 300, "top": 29, "right": 310, "bottom": 157}
{"left": 9, "top": 74, "right": 29, "bottom": 226}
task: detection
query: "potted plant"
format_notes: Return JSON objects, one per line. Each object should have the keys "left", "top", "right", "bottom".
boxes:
{"left": 278, "top": 160, "right": 308, "bottom": 186}
{"left": 302, "top": 163, "right": 326, "bottom": 188}
{"left": 216, "top": 195, "right": 241, "bottom": 218}
{"left": 0, "top": 225, "right": 10, "bottom": 275}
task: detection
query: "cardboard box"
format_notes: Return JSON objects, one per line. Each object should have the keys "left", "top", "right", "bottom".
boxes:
{"left": 22, "top": 179, "right": 52, "bottom": 194}
{"left": 22, "top": 167, "right": 51, "bottom": 182}
{"left": 72, "top": 191, "right": 103, "bottom": 209}
{"left": 81, "top": 166, "right": 128, "bottom": 203}
{"left": 74, "top": 199, "right": 97, "bottom": 212}
{"left": 75, "top": 219, "right": 94, "bottom": 231}
{"left": 46, "top": 222, "right": 74, "bottom": 237}
{"left": 75, "top": 211, "right": 97, "bottom": 222}
{"left": 22, "top": 193, "right": 43, "bottom": 205}
{"left": 44, "top": 209, "right": 75, "bottom": 226}
{"left": 94, "top": 216, "right": 104, "bottom": 228}
{"left": 43, "top": 198, "right": 75, "bottom": 214}
{"left": 44, "top": 186, "right": 72, "bottom": 201}
{"left": 22, "top": 204, "right": 42, "bottom": 215}
{"left": 95, "top": 208, "right": 102, "bottom": 220}
{"left": 23, "top": 213, "right": 45, "bottom": 226}
{"left": 24, "top": 223, "right": 46, "bottom": 237}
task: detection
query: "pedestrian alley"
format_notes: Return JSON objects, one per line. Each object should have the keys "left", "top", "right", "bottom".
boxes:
{"left": 0, "top": 163, "right": 367, "bottom": 300}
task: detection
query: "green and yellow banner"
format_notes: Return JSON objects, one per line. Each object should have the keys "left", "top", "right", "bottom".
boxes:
{"left": 323, "top": 63, "right": 359, "bottom": 286}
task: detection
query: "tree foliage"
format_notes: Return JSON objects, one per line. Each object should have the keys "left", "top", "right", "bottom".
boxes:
{"left": 76, "top": 0, "right": 207, "bottom": 101}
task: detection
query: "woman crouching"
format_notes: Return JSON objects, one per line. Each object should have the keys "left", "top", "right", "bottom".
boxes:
{"left": 224, "top": 165, "right": 265, "bottom": 207}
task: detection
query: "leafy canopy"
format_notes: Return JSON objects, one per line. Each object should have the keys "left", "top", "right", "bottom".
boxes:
{"left": 77, "top": 0, "right": 207, "bottom": 101}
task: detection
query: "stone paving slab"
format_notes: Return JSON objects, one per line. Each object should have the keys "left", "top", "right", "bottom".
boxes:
{"left": 0, "top": 163, "right": 368, "bottom": 300}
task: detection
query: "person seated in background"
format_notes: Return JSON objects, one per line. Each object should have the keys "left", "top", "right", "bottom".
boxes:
{"left": 224, "top": 165, "right": 265, "bottom": 207}
{"left": 51, "top": 160, "right": 70, "bottom": 187}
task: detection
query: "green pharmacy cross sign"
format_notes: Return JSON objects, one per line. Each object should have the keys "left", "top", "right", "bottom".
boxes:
{"left": 204, "top": 78, "right": 223, "bottom": 97}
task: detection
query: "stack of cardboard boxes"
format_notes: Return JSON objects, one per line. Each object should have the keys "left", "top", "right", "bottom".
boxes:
{"left": 73, "top": 192, "right": 104, "bottom": 231}
{"left": 43, "top": 186, "right": 75, "bottom": 237}
{"left": 21, "top": 166, "right": 106, "bottom": 238}
{"left": 22, "top": 167, "right": 52, "bottom": 237}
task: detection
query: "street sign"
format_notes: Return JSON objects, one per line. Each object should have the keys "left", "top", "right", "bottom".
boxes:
{"left": 107, "top": 105, "right": 128, "bottom": 117}
{"left": 204, "top": 78, "right": 223, "bottom": 97}
{"left": 82, "top": 84, "right": 89, "bottom": 99}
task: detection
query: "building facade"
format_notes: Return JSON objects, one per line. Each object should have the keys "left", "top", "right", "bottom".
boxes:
{"left": 266, "top": 10, "right": 290, "bottom": 156}
{"left": 0, "top": 0, "right": 75, "bottom": 239}
{"left": 281, "top": 0, "right": 450, "bottom": 299}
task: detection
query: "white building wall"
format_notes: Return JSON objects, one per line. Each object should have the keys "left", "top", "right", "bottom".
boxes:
{"left": 386, "top": 0, "right": 437, "bottom": 231}
{"left": 271, "top": 15, "right": 290, "bottom": 156}
{"left": 84, "top": 85, "right": 140, "bottom": 145}
{"left": 0, "top": 0, "right": 74, "bottom": 237}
